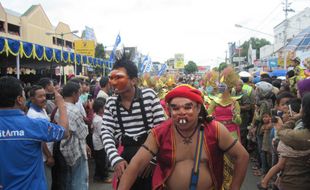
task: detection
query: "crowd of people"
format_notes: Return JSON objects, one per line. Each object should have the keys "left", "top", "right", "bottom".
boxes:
{"left": 0, "top": 55, "right": 310, "bottom": 190}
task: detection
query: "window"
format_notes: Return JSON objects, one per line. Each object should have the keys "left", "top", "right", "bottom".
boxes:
{"left": 65, "top": 41, "right": 73, "bottom": 49}
{"left": 8, "top": 23, "right": 20, "bottom": 36}
{"left": 56, "top": 37, "right": 64, "bottom": 46}
{"left": 53, "top": 37, "right": 57, "bottom": 45}
{"left": 0, "top": 21, "right": 4, "bottom": 32}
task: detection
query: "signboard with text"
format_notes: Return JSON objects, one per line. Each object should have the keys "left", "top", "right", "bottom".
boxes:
{"left": 74, "top": 40, "right": 95, "bottom": 57}
{"left": 174, "top": 53, "right": 184, "bottom": 69}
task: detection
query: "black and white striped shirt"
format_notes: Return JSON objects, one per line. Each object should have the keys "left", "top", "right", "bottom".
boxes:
{"left": 101, "top": 88, "right": 166, "bottom": 167}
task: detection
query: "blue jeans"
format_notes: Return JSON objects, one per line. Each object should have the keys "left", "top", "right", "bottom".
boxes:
{"left": 66, "top": 156, "right": 89, "bottom": 190}
{"left": 257, "top": 135, "right": 268, "bottom": 174}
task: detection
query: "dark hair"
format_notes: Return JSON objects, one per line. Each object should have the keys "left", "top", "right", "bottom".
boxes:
{"left": 302, "top": 93, "right": 310, "bottom": 130}
{"left": 100, "top": 77, "right": 109, "bottom": 88}
{"left": 272, "top": 79, "right": 281, "bottom": 89}
{"left": 93, "top": 97, "right": 106, "bottom": 113}
{"left": 0, "top": 76, "right": 23, "bottom": 108}
{"left": 286, "top": 70, "right": 295, "bottom": 78}
{"left": 52, "top": 79, "right": 58, "bottom": 86}
{"left": 199, "top": 105, "right": 213, "bottom": 123}
{"left": 37, "top": 78, "right": 52, "bottom": 89}
{"left": 276, "top": 91, "right": 295, "bottom": 105}
{"left": 29, "top": 85, "right": 44, "bottom": 98}
{"left": 241, "top": 77, "right": 249, "bottom": 83}
{"left": 287, "top": 98, "right": 301, "bottom": 113}
{"left": 261, "top": 73, "right": 270, "bottom": 79}
{"left": 62, "top": 82, "right": 80, "bottom": 98}
{"left": 69, "top": 77, "right": 83, "bottom": 85}
{"left": 113, "top": 56, "right": 138, "bottom": 79}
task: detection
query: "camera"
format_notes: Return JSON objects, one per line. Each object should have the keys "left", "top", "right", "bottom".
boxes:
{"left": 87, "top": 94, "right": 93, "bottom": 100}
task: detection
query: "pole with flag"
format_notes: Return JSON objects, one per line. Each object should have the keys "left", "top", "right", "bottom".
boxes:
{"left": 157, "top": 63, "right": 167, "bottom": 76}
{"left": 109, "top": 33, "right": 121, "bottom": 69}
{"left": 140, "top": 55, "right": 149, "bottom": 73}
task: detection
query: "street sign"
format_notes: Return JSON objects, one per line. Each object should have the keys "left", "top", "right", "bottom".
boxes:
{"left": 233, "top": 56, "right": 246, "bottom": 62}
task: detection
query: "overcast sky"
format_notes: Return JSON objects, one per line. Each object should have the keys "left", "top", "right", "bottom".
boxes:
{"left": 1, "top": 0, "right": 309, "bottom": 67}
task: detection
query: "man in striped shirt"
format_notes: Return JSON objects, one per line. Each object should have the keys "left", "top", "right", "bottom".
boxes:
{"left": 101, "top": 56, "right": 165, "bottom": 189}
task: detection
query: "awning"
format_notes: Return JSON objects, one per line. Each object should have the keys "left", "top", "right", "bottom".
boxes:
{"left": 0, "top": 37, "right": 108, "bottom": 68}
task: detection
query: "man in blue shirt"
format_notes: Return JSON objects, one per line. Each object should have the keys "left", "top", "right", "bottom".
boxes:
{"left": 0, "top": 76, "right": 69, "bottom": 190}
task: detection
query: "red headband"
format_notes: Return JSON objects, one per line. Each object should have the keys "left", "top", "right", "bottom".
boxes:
{"left": 165, "top": 85, "right": 203, "bottom": 104}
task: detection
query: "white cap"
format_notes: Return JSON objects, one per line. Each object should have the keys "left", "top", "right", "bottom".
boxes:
{"left": 239, "top": 71, "right": 251, "bottom": 78}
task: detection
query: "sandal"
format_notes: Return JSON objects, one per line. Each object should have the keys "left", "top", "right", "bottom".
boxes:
{"left": 256, "top": 182, "right": 268, "bottom": 190}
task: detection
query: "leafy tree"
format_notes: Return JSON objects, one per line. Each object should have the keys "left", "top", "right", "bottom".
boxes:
{"left": 95, "top": 43, "right": 105, "bottom": 58}
{"left": 239, "top": 37, "right": 271, "bottom": 59}
{"left": 184, "top": 61, "right": 198, "bottom": 74}
{"left": 218, "top": 62, "right": 228, "bottom": 72}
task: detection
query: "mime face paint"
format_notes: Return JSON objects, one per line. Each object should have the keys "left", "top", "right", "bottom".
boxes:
{"left": 109, "top": 68, "right": 130, "bottom": 93}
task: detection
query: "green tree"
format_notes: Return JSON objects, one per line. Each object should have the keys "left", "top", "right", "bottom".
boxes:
{"left": 184, "top": 61, "right": 198, "bottom": 74}
{"left": 95, "top": 43, "right": 105, "bottom": 58}
{"left": 239, "top": 37, "right": 271, "bottom": 59}
{"left": 218, "top": 62, "right": 228, "bottom": 72}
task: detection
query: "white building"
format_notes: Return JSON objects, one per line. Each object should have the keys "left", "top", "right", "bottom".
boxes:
{"left": 273, "top": 7, "right": 310, "bottom": 52}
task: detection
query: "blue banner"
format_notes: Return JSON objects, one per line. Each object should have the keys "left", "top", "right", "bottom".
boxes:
{"left": 109, "top": 34, "right": 121, "bottom": 64}
{"left": 158, "top": 63, "right": 167, "bottom": 76}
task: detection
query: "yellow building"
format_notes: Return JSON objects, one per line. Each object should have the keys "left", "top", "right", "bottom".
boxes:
{"left": 0, "top": 3, "right": 80, "bottom": 50}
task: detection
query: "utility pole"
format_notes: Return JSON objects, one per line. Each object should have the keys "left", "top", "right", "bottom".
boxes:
{"left": 283, "top": 0, "right": 295, "bottom": 69}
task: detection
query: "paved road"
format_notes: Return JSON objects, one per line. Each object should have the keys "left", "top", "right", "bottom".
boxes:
{"left": 89, "top": 159, "right": 260, "bottom": 190}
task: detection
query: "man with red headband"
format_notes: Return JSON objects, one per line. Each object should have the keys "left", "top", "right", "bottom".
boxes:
{"left": 118, "top": 85, "right": 249, "bottom": 190}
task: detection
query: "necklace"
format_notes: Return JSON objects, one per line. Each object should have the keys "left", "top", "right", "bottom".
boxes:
{"left": 175, "top": 124, "right": 198, "bottom": 144}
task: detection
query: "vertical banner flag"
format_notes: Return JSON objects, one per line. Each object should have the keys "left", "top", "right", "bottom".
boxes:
{"left": 140, "top": 55, "right": 149, "bottom": 73}
{"left": 157, "top": 63, "right": 167, "bottom": 76}
{"left": 248, "top": 43, "right": 252, "bottom": 65}
{"left": 144, "top": 57, "right": 153, "bottom": 73}
{"left": 109, "top": 34, "right": 121, "bottom": 65}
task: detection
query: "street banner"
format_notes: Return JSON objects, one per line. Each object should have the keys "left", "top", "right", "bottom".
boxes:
{"left": 144, "top": 57, "right": 153, "bottom": 73}
{"left": 158, "top": 63, "right": 168, "bottom": 76}
{"left": 109, "top": 34, "right": 121, "bottom": 64}
{"left": 74, "top": 40, "right": 95, "bottom": 57}
{"left": 174, "top": 53, "right": 184, "bottom": 69}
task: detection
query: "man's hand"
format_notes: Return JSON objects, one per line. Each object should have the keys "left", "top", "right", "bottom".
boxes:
{"left": 273, "top": 116, "right": 284, "bottom": 130}
{"left": 54, "top": 89, "right": 65, "bottom": 108}
{"left": 46, "top": 156, "right": 55, "bottom": 167}
{"left": 86, "top": 145, "right": 92, "bottom": 158}
{"left": 114, "top": 160, "right": 128, "bottom": 179}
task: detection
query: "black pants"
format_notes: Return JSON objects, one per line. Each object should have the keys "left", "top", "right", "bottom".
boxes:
{"left": 94, "top": 148, "right": 109, "bottom": 180}
{"left": 51, "top": 142, "right": 69, "bottom": 190}
{"left": 121, "top": 146, "right": 152, "bottom": 190}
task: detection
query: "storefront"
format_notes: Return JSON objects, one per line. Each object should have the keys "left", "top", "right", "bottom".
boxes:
{"left": 0, "top": 37, "right": 108, "bottom": 84}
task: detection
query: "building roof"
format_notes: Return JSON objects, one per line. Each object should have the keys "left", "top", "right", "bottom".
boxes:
{"left": 22, "top": 5, "right": 38, "bottom": 17}
{"left": 4, "top": 8, "right": 21, "bottom": 17}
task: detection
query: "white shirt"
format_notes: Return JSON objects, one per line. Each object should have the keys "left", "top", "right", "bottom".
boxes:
{"left": 27, "top": 105, "right": 53, "bottom": 162}
{"left": 92, "top": 114, "right": 104, "bottom": 150}
{"left": 97, "top": 90, "right": 109, "bottom": 99}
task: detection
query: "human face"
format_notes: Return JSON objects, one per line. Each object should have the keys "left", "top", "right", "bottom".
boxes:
{"left": 109, "top": 68, "right": 133, "bottom": 94}
{"left": 235, "top": 81, "right": 243, "bottom": 93}
{"left": 31, "top": 89, "right": 46, "bottom": 109}
{"left": 46, "top": 82, "right": 54, "bottom": 93}
{"left": 168, "top": 97, "right": 201, "bottom": 131}
{"left": 262, "top": 113, "right": 271, "bottom": 124}
{"left": 276, "top": 97, "right": 290, "bottom": 113}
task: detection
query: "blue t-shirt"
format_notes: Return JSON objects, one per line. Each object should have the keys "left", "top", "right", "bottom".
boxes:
{"left": 0, "top": 109, "right": 65, "bottom": 190}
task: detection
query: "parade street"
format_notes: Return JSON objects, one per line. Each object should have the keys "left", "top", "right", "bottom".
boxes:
{"left": 89, "top": 160, "right": 260, "bottom": 190}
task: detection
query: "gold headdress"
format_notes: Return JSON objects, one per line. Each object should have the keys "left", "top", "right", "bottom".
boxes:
{"left": 219, "top": 66, "right": 239, "bottom": 89}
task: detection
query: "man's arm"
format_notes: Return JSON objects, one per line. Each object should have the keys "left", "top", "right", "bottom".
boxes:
{"left": 118, "top": 132, "right": 158, "bottom": 190}
{"left": 218, "top": 123, "right": 249, "bottom": 190}
{"left": 54, "top": 90, "right": 69, "bottom": 138}
{"left": 100, "top": 101, "right": 124, "bottom": 168}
